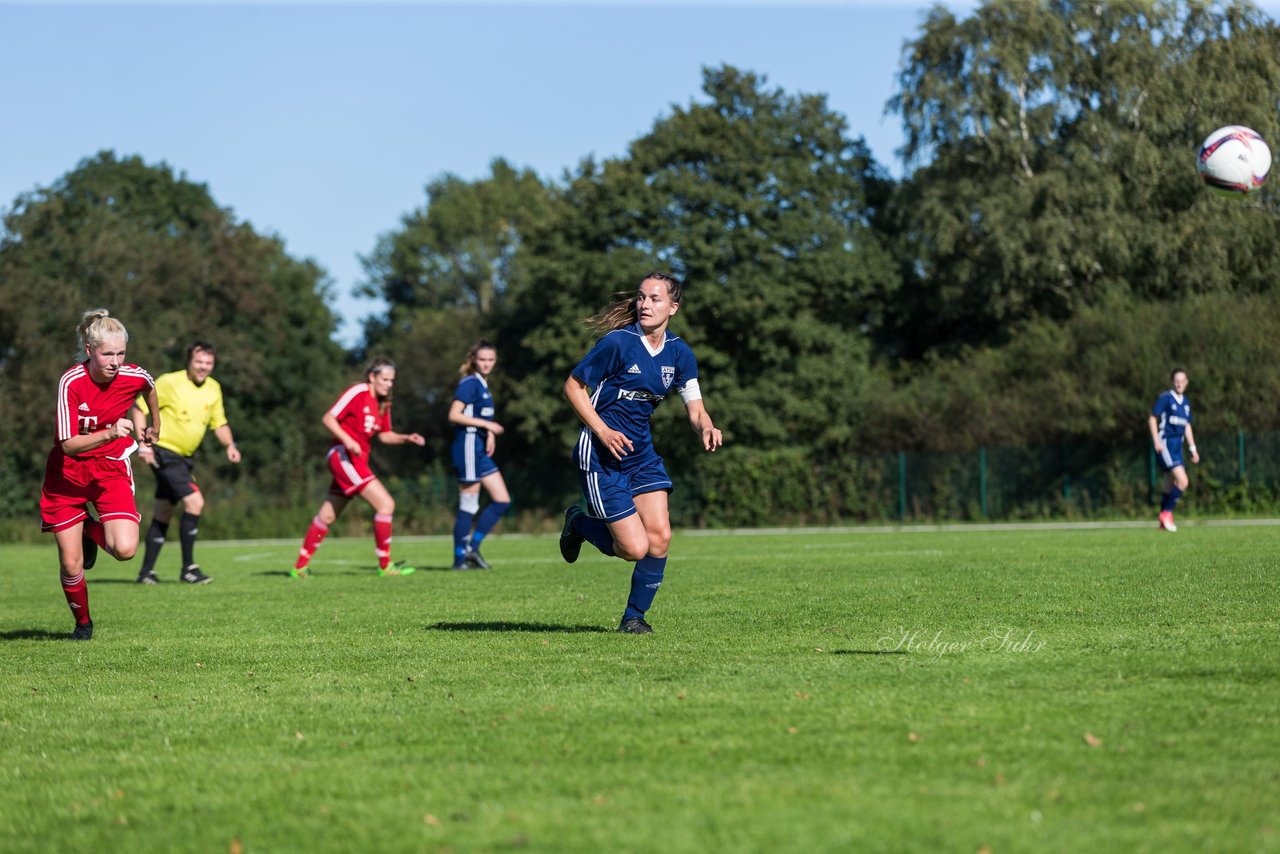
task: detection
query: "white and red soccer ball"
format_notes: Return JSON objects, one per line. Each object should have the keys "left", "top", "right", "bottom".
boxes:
{"left": 1197, "top": 125, "right": 1271, "bottom": 197}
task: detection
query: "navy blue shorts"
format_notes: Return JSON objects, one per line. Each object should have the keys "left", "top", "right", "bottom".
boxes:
{"left": 1157, "top": 440, "right": 1185, "bottom": 472}
{"left": 452, "top": 433, "right": 499, "bottom": 483}
{"left": 577, "top": 454, "right": 673, "bottom": 523}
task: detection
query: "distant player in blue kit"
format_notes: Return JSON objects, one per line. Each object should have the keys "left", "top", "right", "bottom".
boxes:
{"left": 447, "top": 340, "right": 511, "bottom": 569}
{"left": 558, "top": 272, "right": 723, "bottom": 634}
{"left": 1148, "top": 368, "right": 1200, "bottom": 532}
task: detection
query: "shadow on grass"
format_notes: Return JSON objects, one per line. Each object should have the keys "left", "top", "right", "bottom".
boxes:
{"left": 0, "top": 628, "right": 69, "bottom": 641}
{"left": 426, "top": 621, "right": 611, "bottom": 634}
{"left": 829, "top": 649, "right": 907, "bottom": 655}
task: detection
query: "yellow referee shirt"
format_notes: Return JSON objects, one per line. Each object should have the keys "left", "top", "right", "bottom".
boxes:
{"left": 136, "top": 371, "right": 229, "bottom": 457}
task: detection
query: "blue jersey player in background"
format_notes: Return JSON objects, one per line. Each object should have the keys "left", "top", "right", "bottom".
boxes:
{"left": 558, "top": 272, "right": 723, "bottom": 634}
{"left": 1148, "top": 368, "right": 1200, "bottom": 533}
{"left": 447, "top": 340, "right": 511, "bottom": 569}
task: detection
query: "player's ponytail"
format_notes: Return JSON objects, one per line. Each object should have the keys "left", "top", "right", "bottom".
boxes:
{"left": 584, "top": 272, "right": 683, "bottom": 334}
{"left": 76, "top": 308, "right": 129, "bottom": 361}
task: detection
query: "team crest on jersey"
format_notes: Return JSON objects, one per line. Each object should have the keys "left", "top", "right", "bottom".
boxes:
{"left": 661, "top": 366, "right": 675, "bottom": 389}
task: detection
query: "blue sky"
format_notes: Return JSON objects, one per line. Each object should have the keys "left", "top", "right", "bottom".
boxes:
{"left": 2, "top": 1, "right": 1272, "bottom": 346}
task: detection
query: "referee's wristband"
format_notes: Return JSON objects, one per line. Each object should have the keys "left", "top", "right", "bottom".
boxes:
{"left": 1188, "top": 445, "right": 1197, "bottom": 453}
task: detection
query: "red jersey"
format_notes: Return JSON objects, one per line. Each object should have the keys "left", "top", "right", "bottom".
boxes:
{"left": 54, "top": 363, "right": 154, "bottom": 459}
{"left": 327, "top": 383, "right": 392, "bottom": 455}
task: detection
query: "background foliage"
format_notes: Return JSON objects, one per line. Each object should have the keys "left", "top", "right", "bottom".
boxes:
{"left": 3, "top": 0, "right": 1279, "bottom": 537}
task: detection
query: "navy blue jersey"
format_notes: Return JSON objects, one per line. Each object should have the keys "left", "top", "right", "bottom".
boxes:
{"left": 572, "top": 324, "right": 699, "bottom": 470}
{"left": 1151, "top": 390, "right": 1192, "bottom": 442}
{"left": 452, "top": 374, "right": 495, "bottom": 441}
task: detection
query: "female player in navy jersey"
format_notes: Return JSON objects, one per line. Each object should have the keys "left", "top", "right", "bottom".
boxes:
{"left": 291, "top": 358, "right": 425, "bottom": 577}
{"left": 447, "top": 340, "right": 511, "bottom": 569}
{"left": 1148, "top": 368, "right": 1200, "bottom": 532}
{"left": 558, "top": 272, "right": 723, "bottom": 634}
{"left": 40, "top": 308, "right": 161, "bottom": 640}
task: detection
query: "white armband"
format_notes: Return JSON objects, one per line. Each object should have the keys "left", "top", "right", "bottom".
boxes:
{"left": 679, "top": 378, "right": 702, "bottom": 404}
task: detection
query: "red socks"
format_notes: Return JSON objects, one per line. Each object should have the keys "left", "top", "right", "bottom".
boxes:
{"left": 373, "top": 514, "right": 393, "bottom": 570}
{"left": 61, "top": 571, "right": 90, "bottom": 624}
{"left": 83, "top": 516, "right": 115, "bottom": 557}
{"left": 296, "top": 517, "right": 330, "bottom": 570}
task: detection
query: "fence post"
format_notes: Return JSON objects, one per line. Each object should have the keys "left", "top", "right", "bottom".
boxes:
{"left": 979, "top": 446, "right": 988, "bottom": 518}
{"left": 1062, "top": 443, "right": 1070, "bottom": 501}
{"left": 897, "top": 451, "right": 907, "bottom": 523}
{"left": 1238, "top": 430, "right": 1246, "bottom": 480}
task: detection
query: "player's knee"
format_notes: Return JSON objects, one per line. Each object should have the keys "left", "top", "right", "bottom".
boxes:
{"left": 379, "top": 496, "right": 396, "bottom": 516}
{"left": 647, "top": 528, "right": 671, "bottom": 557}
{"left": 615, "top": 537, "right": 649, "bottom": 562}
{"left": 184, "top": 491, "right": 205, "bottom": 515}
{"left": 112, "top": 541, "right": 138, "bottom": 561}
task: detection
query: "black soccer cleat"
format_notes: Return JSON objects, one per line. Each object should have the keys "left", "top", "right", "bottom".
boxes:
{"left": 464, "top": 548, "right": 491, "bottom": 570}
{"left": 180, "top": 564, "right": 213, "bottom": 584}
{"left": 82, "top": 532, "right": 98, "bottom": 571}
{"left": 617, "top": 617, "right": 653, "bottom": 635}
{"left": 559, "top": 505, "right": 586, "bottom": 564}
{"left": 70, "top": 621, "right": 94, "bottom": 641}
{"left": 451, "top": 556, "right": 473, "bottom": 571}
{"left": 136, "top": 571, "right": 159, "bottom": 585}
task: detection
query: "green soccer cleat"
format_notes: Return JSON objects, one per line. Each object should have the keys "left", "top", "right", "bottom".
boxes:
{"left": 379, "top": 561, "right": 416, "bottom": 577}
{"left": 290, "top": 566, "right": 312, "bottom": 579}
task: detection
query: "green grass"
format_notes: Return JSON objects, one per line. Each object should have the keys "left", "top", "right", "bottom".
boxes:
{"left": 1, "top": 526, "right": 1278, "bottom": 852}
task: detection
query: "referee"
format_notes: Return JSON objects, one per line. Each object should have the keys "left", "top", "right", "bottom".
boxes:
{"left": 135, "top": 341, "right": 241, "bottom": 584}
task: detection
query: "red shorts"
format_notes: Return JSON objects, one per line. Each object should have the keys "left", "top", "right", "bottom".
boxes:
{"left": 325, "top": 446, "right": 376, "bottom": 497}
{"left": 40, "top": 451, "right": 140, "bottom": 532}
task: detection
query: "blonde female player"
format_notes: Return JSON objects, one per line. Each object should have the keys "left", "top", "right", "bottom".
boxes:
{"left": 40, "top": 309, "right": 160, "bottom": 639}
{"left": 558, "top": 272, "right": 723, "bottom": 633}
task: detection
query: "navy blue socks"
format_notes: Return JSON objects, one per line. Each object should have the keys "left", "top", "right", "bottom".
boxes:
{"left": 453, "top": 510, "right": 475, "bottom": 558}
{"left": 623, "top": 554, "right": 667, "bottom": 622}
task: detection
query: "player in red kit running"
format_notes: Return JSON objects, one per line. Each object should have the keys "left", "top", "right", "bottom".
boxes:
{"left": 40, "top": 308, "right": 160, "bottom": 640}
{"left": 291, "top": 358, "right": 425, "bottom": 578}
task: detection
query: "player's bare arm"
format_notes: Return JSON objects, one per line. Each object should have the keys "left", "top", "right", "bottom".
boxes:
{"left": 448, "top": 399, "right": 505, "bottom": 436}
{"left": 564, "top": 375, "right": 633, "bottom": 460}
{"left": 377, "top": 431, "right": 426, "bottom": 447}
{"left": 1185, "top": 424, "right": 1200, "bottom": 464}
{"left": 214, "top": 423, "right": 241, "bottom": 463}
{"left": 142, "top": 386, "right": 161, "bottom": 445}
{"left": 685, "top": 399, "right": 723, "bottom": 452}
{"left": 61, "top": 417, "right": 135, "bottom": 456}
{"left": 322, "top": 411, "right": 363, "bottom": 456}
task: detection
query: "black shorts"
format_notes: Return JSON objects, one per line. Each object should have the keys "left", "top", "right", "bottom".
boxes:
{"left": 150, "top": 447, "right": 200, "bottom": 501}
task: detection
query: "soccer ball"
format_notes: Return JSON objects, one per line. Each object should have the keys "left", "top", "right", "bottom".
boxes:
{"left": 1197, "top": 125, "right": 1271, "bottom": 197}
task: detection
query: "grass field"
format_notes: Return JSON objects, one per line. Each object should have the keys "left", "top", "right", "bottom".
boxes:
{"left": 1, "top": 524, "right": 1277, "bottom": 852}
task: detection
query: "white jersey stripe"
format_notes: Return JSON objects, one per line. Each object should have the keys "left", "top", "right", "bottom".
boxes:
{"left": 464, "top": 434, "right": 477, "bottom": 480}
{"left": 328, "top": 383, "right": 369, "bottom": 417}
{"left": 56, "top": 365, "right": 86, "bottom": 442}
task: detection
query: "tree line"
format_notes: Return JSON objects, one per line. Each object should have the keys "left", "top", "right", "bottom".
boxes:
{"left": 2, "top": 0, "right": 1278, "bottom": 536}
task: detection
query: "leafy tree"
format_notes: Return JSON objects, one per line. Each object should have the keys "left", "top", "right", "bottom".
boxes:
{"left": 357, "top": 159, "right": 560, "bottom": 470}
{"left": 0, "top": 151, "right": 345, "bottom": 525}
{"left": 886, "top": 0, "right": 1280, "bottom": 357}
{"left": 501, "top": 66, "right": 901, "bottom": 505}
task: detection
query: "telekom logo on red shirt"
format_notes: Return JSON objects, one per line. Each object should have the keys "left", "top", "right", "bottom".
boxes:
{"left": 79, "top": 415, "right": 99, "bottom": 434}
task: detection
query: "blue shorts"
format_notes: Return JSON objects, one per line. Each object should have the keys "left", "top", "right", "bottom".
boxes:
{"left": 577, "top": 453, "right": 673, "bottom": 523}
{"left": 1157, "top": 440, "right": 1184, "bottom": 472}
{"left": 452, "top": 433, "right": 499, "bottom": 483}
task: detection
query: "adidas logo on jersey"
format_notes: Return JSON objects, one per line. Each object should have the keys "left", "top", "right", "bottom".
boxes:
{"left": 78, "top": 403, "right": 90, "bottom": 411}
{"left": 627, "top": 364, "right": 641, "bottom": 374}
